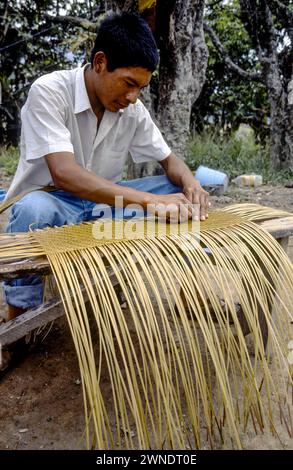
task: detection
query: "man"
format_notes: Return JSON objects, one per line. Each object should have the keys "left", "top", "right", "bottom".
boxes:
{"left": 3, "top": 12, "right": 209, "bottom": 322}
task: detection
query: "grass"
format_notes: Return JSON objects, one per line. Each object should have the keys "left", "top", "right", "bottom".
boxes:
{"left": 187, "top": 131, "right": 293, "bottom": 184}
{"left": 0, "top": 146, "right": 19, "bottom": 177}
{"left": 1, "top": 136, "right": 292, "bottom": 185}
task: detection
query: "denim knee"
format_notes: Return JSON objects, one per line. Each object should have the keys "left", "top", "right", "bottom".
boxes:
{"left": 3, "top": 276, "right": 44, "bottom": 309}
{"left": 3, "top": 191, "right": 57, "bottom": 308}
{"left": 7, "top": 191, "right": 60, "bottom": 233}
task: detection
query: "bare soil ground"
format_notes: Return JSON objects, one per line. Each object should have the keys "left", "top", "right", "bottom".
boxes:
{"left": 0, "top": 177, "right": 293, "bottom": 450}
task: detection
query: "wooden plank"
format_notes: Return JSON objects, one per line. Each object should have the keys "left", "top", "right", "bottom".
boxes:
{"left": 258, "top": 216, "right": 293, "bottom": 239}
{"left": 0, "top": 256, "right": 50, "bottom": 281}
{"left": 0, "top": 216, "right": 292, "bottom": 346}
{"left": 0, "top": 216, "right": 293, "bottom": 281}
{"left": 277, "top": 236, "right": 289, "bottom": 252}
{"left": 0, "top": 274, "right": 125, "bottom": 347}
{"left": 0, "top": 297, "right": 65, "bottom": 347}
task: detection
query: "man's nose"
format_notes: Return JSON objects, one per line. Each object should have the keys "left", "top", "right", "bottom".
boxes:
{"left": 126, "top": 89, "right": 140, "bottom": 104}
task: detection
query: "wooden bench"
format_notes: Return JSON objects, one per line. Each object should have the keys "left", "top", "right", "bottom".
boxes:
{"left": 0, "top": 216, "right": 293, "bottom": 348}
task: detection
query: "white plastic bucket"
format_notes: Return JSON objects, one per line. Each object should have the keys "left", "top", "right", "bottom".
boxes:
{"left": 195, "top": 165, "right": 229, "bottom": 191}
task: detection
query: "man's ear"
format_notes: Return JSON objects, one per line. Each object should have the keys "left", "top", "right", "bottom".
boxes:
{"left": 93, "top": 51, "right": 107, "bottom": 73}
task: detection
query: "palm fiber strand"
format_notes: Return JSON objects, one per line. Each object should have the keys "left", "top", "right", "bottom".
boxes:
{"left": 0, "top": 204, "right": 292, "bottom": 449}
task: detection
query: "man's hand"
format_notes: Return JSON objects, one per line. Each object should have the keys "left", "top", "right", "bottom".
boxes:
{"left": 182, "top": 182, "right": 209, "bottom": 221}
{"left": 147, "top": 193, "right": 199, "bottom": 223}
{"left": 159, "top": 153, "right": 210, "bottom": 221}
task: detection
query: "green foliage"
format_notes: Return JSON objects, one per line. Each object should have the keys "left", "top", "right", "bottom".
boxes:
{"left": 0, "top": 0, "right": 99, "bottom": 146}
{"left": 186, "top": 131, "right": 293, "bottom": 184}
{"left": 0, "top": 147, "right": 20, "bottom": 176}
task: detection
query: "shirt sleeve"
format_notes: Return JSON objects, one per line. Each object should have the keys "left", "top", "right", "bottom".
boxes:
{"left": 129, "top": 101, "right": 171, "bottom": 164}
{"left": 21, "top": 82, "right": 74, "bottom": 163}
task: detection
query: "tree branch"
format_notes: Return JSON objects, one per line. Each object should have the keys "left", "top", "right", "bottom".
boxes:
{"left": 206, "top": 0, "right": 223, "bottom": 8}
{"left": 0, "top": 0, "right": 10, "bottom": 45}
{"left": 268, "top": 0, "right": 293, "bottom": 21}
{"left": 44, "top": 14, "right": 98, "bottom": 32}
{"left": 193, "top": 0, "right": 205, "bottom": 24}
{"left": 267, "top": 0, "right": 293, "bottom": 45}
{"left": 203, "top": 22, "right": 263, "bottom": 82}
{"left": 114, "top": 0, "right": 138, "bottom": 12}
{"left": 264, "top": 2, "right": 279, "bottom": 55}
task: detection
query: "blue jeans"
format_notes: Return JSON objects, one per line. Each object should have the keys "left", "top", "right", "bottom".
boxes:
{"left": 3, "top": 175, "right": 182, "bottom": 309}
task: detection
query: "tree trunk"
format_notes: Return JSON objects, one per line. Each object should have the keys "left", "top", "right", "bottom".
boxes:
{"left": 155, "top": 0, "right": 208, "bottom": 159}
{"left": 266, "top": 63, "right": 291, "bottom": 169}
{"left": 286, "top": 76, "right": 293, "bottom": 169}
{"left": 260, "top": 9, "right": 292, "bottom": 170}
{"left": 285, "top": 77, "right": 293, "bottom": 171}
{"left": 239, "top": 0, "right": 293, "bottom": 168}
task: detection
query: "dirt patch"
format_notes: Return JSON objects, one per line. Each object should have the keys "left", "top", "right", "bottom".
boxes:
{"left": 0, "top": 181, "right": 292, "bottom": 450}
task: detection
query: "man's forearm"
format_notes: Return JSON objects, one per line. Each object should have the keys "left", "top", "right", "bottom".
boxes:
{"left": 53, "top": 161, "right": 153, "bottom": 208}
{"left": 160, "top": 153, "right": 201, "bottom": 189}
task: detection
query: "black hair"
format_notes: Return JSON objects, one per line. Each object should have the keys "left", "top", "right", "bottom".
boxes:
{"left": 90, "top": 12, "right": 159, "bottom": 72}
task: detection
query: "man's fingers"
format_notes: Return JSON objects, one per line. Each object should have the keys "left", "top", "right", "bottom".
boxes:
{"left": 185, "top": 188, "right": 199, "bottom": 206}
{"left": 178, "top": 194, "right": 197, "bottom": 220}
{"left": 195, "top": 197, "right": 208, "bottom": 220}
{"left": 184, "top": 188, "right": 194, "bottom": 203}
{"left": 197, "top": 189, "right": 209, "bottom": 220}
{"left": 187, "top": 189, "right": 209, "bottom": 221}
{"left": 150, "top": 193, "right": 206, "bottom": 223}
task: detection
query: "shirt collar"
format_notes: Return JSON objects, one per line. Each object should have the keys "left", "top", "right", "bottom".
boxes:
{"left": 74, "top": 63, "right": 92, "bottom": 114}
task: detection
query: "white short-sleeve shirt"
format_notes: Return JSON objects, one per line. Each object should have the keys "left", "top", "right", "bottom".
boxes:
{"left": 5, "top": 64, "right": 171, "bottom": 201}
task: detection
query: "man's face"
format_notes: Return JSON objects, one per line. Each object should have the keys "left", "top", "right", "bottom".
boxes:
{"left": 92, "top": 54, "right": 152, "bottom": 112}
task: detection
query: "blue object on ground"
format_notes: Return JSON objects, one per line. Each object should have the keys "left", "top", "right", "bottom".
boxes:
{"left": 0, "top": 189, "right": 7, "bottom": 201}
{"left": 195, "top": 166, "right": 229, "bottom": 191}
